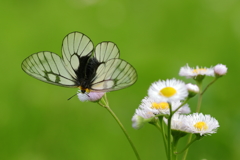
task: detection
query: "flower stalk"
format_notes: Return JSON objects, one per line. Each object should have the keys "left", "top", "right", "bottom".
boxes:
{"left": 98, "top": 94, "right": 141, "bottom": 160}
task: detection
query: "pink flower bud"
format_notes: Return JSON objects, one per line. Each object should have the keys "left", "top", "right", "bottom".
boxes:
{"left": 214, "top": 64, "right": 227, "bottom": 76}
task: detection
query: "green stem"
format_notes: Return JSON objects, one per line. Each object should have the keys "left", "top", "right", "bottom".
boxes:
{"left": 201, "top": 77, "right": 218, "bottom": 95}
{"left": 167, "top": 105, "right": 173, "bottom": 160}
{"left": 181, "top": 133, "right": 192, "bottom": 160}
{"left": 158, "top": 117, "right": 168, "bottom": 158}
{"left": 98, "top": 94, "right": 141, "bottom": 160}
{"left": 172, "top": 137, "right": 179, "bottom": 160}
{"left": 176, "top": 135, "right": 198, "bottom": 155}
{"left": 195, "top": 81, "right": 203, "bottom": 113}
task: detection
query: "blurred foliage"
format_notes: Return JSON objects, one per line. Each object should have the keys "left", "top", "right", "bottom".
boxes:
{"left": 0, "top": 0, "right": 239, "bottom": 159}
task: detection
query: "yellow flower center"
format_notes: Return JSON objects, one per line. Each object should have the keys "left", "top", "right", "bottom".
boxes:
{"left": 159, "top": 87, "right": 177, "bottom": 97}
{"left": 192, "top": 68, "right": 207, "bottom": 73}
{"left": 151, "top": 102, "right": 169, "bottom": 110}
{"left": 194, "top": 121, "right": 208, "bottom": 131}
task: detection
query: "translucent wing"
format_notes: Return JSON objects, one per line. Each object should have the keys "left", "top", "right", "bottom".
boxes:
{"left": 21, "top": 51, "right": 78, "bottom": 87}
{"left": 62, "top": 32, "right": 94, "bottom": 77}
{"left": 94, "top": 42, "right": 120, "bottom": 63}
{"left": 90, "top": 59, "right": 137, "bottom": 91}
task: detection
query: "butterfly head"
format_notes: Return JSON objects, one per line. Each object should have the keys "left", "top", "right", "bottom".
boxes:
{"left": 79, "top": 86, "right": 91, "bottom": 94}
{"left": 77, "top": 87, "right": 105, "bottom": 102}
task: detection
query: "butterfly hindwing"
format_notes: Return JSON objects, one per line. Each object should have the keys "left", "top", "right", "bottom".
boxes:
{"left": 91, "top": 41, "right": 137, "bottom": 91}
{"left": 91, "top": 58, "right": 137, "bottom": 91}
{"left": 21, "top": 51, "right": 78, "bottom": 87}
{"left": 94, "top": 42, "right": 120, "bottom": 63}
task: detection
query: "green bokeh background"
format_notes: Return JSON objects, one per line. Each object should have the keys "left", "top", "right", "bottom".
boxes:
{"left": 1, "top": 0, "right": 239, "bottom": 159}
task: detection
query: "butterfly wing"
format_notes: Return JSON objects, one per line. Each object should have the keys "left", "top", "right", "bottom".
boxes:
{"left": 62, "top": 32, "right": 94, "bottom": 78}
{"left": 90, "top": 58, "right": 137, "bottom": 92}
{"left": 21, "top": 51, "right": 78, "bottom": 87}
{"left": 94, "top": 42, "right": 120, "bottom": 63}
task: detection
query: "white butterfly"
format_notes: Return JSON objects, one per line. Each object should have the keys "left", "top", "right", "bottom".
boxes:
{"left": 21, "top": 32, "right": 137, "bottom": 97}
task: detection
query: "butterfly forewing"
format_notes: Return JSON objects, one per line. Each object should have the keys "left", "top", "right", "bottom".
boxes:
{"left": 22, "top": 51, "right": 78, "bottom": 87}
{"left": 94, "top": 42, "right": 120, "bottom": 63}
{"left": 62, "top": 32, "right": 94, "bottom": 75}
{"left": 90, "top": 59, "right": 137, "bottom": 91}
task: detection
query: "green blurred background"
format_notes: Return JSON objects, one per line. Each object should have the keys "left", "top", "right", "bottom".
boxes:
{"left": 1, "top": 0, "right": 239, "bottom": 159}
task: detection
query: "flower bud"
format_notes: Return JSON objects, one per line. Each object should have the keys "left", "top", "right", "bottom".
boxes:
{"left": 214, "top": 64, "right": 227, "bottom": 76}
{"left": 186, "top": 83, "right": 199, "bottom": 98}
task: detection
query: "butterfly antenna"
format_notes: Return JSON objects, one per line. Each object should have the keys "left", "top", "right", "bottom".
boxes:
{"left": 67, "top": 93, "right": 78, "bottom": 100}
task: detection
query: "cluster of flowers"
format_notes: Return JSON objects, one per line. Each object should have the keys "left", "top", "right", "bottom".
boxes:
{"left": 132, "top": 64, "right": 227, "bottom": 136}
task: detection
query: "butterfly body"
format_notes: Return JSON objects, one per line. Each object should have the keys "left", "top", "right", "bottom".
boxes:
{"left": 22, "top": 32, "right": 137, "bottom": 97}
{"left": 76, "top": 57, "right": 102, "bottom": 93}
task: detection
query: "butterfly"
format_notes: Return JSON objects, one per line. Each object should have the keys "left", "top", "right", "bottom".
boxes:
{"left": 21, "top": 32, "right": 137, "bottom": 99}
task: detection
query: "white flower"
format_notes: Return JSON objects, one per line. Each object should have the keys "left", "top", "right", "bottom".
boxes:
{"left": 132, "top": 107, "right": 155, "bottom": 129}
{"left": 140, "top": 97, "right": 170, "bottom": 115}
{"left": 135, "top": 107, "right": 155, "bottom": 119}
{"left": 214, "top": 64, "right": 228, "bottom": 76}
{"left": 186, "top": 83, "right": 199, "bottom": 97}
{"left": 179, "top": 64, "right": 214, "bottom": 78}
{"left": 186, "top": 83, "right": 199, "bottom": 93}
{"left": 132, "top": 114, "right": 145, "bottom": 129}
{"left": 164, "top": 114, "right": 188, "bottom": 131}
{"left": 139, "top": 97, "right": 190, "bottom": 115}
{"left": 148, "top": 79, "right": 188, "bottom": 102}
{"left": 77, "top": 91, "right": 105, "bottom": 102}
{"left": 184, "top": 113, "right": 220, "bottom": 136}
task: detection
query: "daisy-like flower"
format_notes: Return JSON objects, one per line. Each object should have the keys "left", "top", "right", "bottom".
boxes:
{"left": 135, "top": 107, "right": 155, "bottom": 119}
{"left": 179, "top": 64, "right": 214, "bottom": 79}
{"left": 148, "top": 79, "right": 188, "bottom": 102}
{"left": 184, "top": 113, "right": 220, "bottom": 136}
{"left": 139, "top": 97, "right": 169, "bottom": 115}
{"left": 164, "top": 113, "right": 188, "bottom": 132}
{"left": 186, "top": 83, "right": 199, "bottom": 98}
{"left": 132, "top": 108, "right": 155, "bottom": 129}
{"left": 139, "top": 97, "right": 190, "bottom": 116}
{"left": 78, "top": 91, "right": 105, "bottom": 102}
{"left": 214, "top": 64, "right": 228, "bottom": 76}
